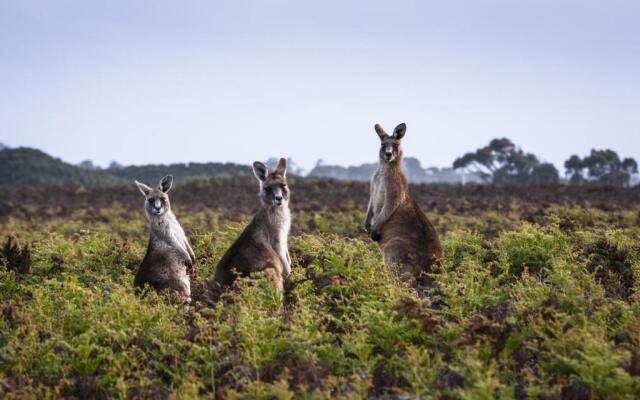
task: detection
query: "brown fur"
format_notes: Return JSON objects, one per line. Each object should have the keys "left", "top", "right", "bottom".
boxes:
{"left": 365, "top": 123, "right": 443, "bottom": 282}
{"left": 133, "top": 176, "right": 194, "bottom": 301}
{"left": 211, "top": 158, "right": 291, "bottom": 295}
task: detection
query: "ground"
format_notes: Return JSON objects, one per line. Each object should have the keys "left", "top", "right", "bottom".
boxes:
{"left": 0, "top": 181, "right": 639, "bottom": 399}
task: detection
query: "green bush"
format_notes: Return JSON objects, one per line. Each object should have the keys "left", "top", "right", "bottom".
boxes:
{"left": 1, "top": 207, "right": 639, "bottom": 398}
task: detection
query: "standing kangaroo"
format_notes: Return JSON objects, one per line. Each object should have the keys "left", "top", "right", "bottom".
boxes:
{"left": 212, "top": 158, "right": 291, "bottom": 294}
{"left": 134, "top": 175, "right": 195, "bottom": 302}
{"left": 365, "top": 123, "right": 443, "bottom": 283}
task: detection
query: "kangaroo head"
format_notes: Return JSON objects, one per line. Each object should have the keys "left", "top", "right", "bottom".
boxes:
{"left": 375, "top": 123, "right": 406, "bottom": 163}
{"left": 134, "top": 175, "right": 173, "bottom": 218}
{"left": 253, "top": 158, "right": 289, "bottom": 208}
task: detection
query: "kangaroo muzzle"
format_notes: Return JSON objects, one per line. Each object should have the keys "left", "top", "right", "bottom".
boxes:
{"left": 272, "top": 187, "right": 284, "bottom": 206}
{"left": 148, "top": 198, "right": 163, "bottom": 215}
{"left": 383, "top": 144, "right": 394, "bottom": 161}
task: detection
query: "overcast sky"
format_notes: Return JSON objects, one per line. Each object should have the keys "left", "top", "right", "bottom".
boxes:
{"left": 1, "top": 0, "right": 638, "bottom": 171}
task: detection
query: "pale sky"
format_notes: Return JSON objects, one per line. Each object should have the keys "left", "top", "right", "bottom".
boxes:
{"left": 1, "top": 0, "right": 638, "bottom": 172}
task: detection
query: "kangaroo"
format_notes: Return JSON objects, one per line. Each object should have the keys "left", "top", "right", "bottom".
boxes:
{"left": 212, "top": 158, "right": 291, "bottom": 294}
{"left": 134, "top": 175, "right": 195, "bottom": 302}
{"left": 364, "top": 123, "right": 443, "bottom": 283}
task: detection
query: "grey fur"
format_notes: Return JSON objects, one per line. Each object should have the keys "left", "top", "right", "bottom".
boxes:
{"left": 134, "top": 175, "right": 194, "bottom": 302}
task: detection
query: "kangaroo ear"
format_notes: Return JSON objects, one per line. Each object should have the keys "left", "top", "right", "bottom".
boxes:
{"left": 253, "top": 161, "right": 268, "bottom": 182}
{"left": 135, "top": 180, "right": 152, "bottom": 197}
{"left": 393, "top": 123, "right": 406, "bottom": 140}
{"left": 375, "top": 124, "right": 388, "bottom": 140}
{"left": 276, "top": 157, "right": 287, "bottom": 177}
{"left": 159, "top": 175, "right": 173, "bottom": 193}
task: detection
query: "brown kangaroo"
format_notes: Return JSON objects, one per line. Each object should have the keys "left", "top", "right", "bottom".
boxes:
{"left": 134, "top": 175, "right": 195, "bottom": 302}
{"left": 211, "top": 158, "right": 291, "bottom": 294}
{"left": 364, "top": 123, "right": 443, "bottom": 283}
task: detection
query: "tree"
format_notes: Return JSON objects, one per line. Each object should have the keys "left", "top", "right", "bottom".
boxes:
{"left": 530, "top": 163, "right": 560, "bottom": 184}
{"left": 623, "top": 158, "right": 638, "bottom": 176}
{"left": 453, "top": 138, "right": 559, "bottom": 184}
{"left": 78, "top": 159, "right": 99, "bottom": 170}
{"left": 564, "top": 155, "right": 585, "bottom": 184}
{"left": 564, "top": 150, "right": 638, "bottom": 187}
{"left": 109, "top": 161, "right": 124, "bottom": 170}
{"left": 453, "top": 138, "right": 515, "bottom": 182}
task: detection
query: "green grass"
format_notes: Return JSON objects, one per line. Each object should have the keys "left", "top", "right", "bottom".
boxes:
{"left": 1, "top": 206, "right": 639, "bottom": 398}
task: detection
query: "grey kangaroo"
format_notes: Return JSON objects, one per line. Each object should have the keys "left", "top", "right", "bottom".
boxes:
{"left": 134, "top": 175, "right": 195, "bottom": 302}
{"left": 212, "top": 158, "right": 291, "bottom": 294}
{"left": 365, "top": 123, "right": 443, "bottom": 283}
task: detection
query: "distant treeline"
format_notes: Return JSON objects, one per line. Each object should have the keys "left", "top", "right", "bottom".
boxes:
{"left": 108, "top": 162, "right": 253, "bottom": 183}
{"left": 0, "top": 139, "right": 637, "bottom": 187}
{"left": 308, "top": 137, "right": 638, "bottom": 187}
{"left": 453, "top": 138, "right": 638, "bottom": 187}
{"left": 0, "top": 148, "right": 250, "bottom": 187}
{"left": 308, "top": 158, "right": 484, "bottom": 184}
{"left": 0, "top": 148, "right": 122, "bottom": 187}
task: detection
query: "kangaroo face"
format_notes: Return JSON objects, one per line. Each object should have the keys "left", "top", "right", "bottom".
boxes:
{"left": 144, "top": 190, "right": 170, "bottom": 216}
{"left": 380, "top": 137, "right": 402, "bottom": 162}
{"left": 375, "top": 123, "right": 406, "bottom": 163}
{"left": 135, "top": 175, "right": 173, "bottom": 218}
{"left": 253, "top": 158, "right": 289, "bottom": 208}
{"left": 263, "top": 179, "right": 289, "bottom": 207}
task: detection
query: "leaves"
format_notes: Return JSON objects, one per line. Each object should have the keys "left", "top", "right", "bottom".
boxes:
{"left": 1, "top": 204, "right": 640, "bottom": 398}
{"left": 0, "top": 236, "right": 31, "bottom": 274}
{"left": 453, "top": 138, "right": 559, "bottom": 185}
{"left": 565, "top": 149, "right": 639, "bottom": 187}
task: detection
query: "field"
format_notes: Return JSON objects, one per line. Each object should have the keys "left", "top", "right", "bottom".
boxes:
{"left": 1, "top": 179, "right": 639, "bottom": 399}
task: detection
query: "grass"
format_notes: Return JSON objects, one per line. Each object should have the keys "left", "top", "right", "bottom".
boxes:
{"left": 0, "top": 205, "right": 639, "bottom": 399}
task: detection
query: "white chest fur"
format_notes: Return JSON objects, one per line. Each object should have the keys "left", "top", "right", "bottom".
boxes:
{"left": 152, "top": 212, "right": 190, "bottom": 260}
{"left": 371, "top": 169, "right": 388, "bottom": 216}
{"left": 269, "top": 206, "right": 291, "bottom": 277}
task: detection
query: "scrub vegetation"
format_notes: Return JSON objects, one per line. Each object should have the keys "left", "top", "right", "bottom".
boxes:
{"left": 1, "top": 182, "right": 639, "bottom": 399}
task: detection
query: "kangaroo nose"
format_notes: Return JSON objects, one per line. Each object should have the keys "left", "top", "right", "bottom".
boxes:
{"left": 275, "top": 195, "right": 283, "bottom": 202}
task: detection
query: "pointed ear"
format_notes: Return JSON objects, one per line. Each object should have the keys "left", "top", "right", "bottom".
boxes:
{"left": 375, "top": 124, "right": 388, "bottom": 140}
{"left": 253, "top": 161, "right": 268, "bottom": 182}
{"left": 159, "top": 175, "right": 173, "bottom": 193}
{"left": 135, "top": 180, "right": 152, "bottom": 197}
{"left": 393, "top": 123, "right": 406, "bottom": 140}
{"left": 276, "top": 157, "right": 287, "bottom": 177}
